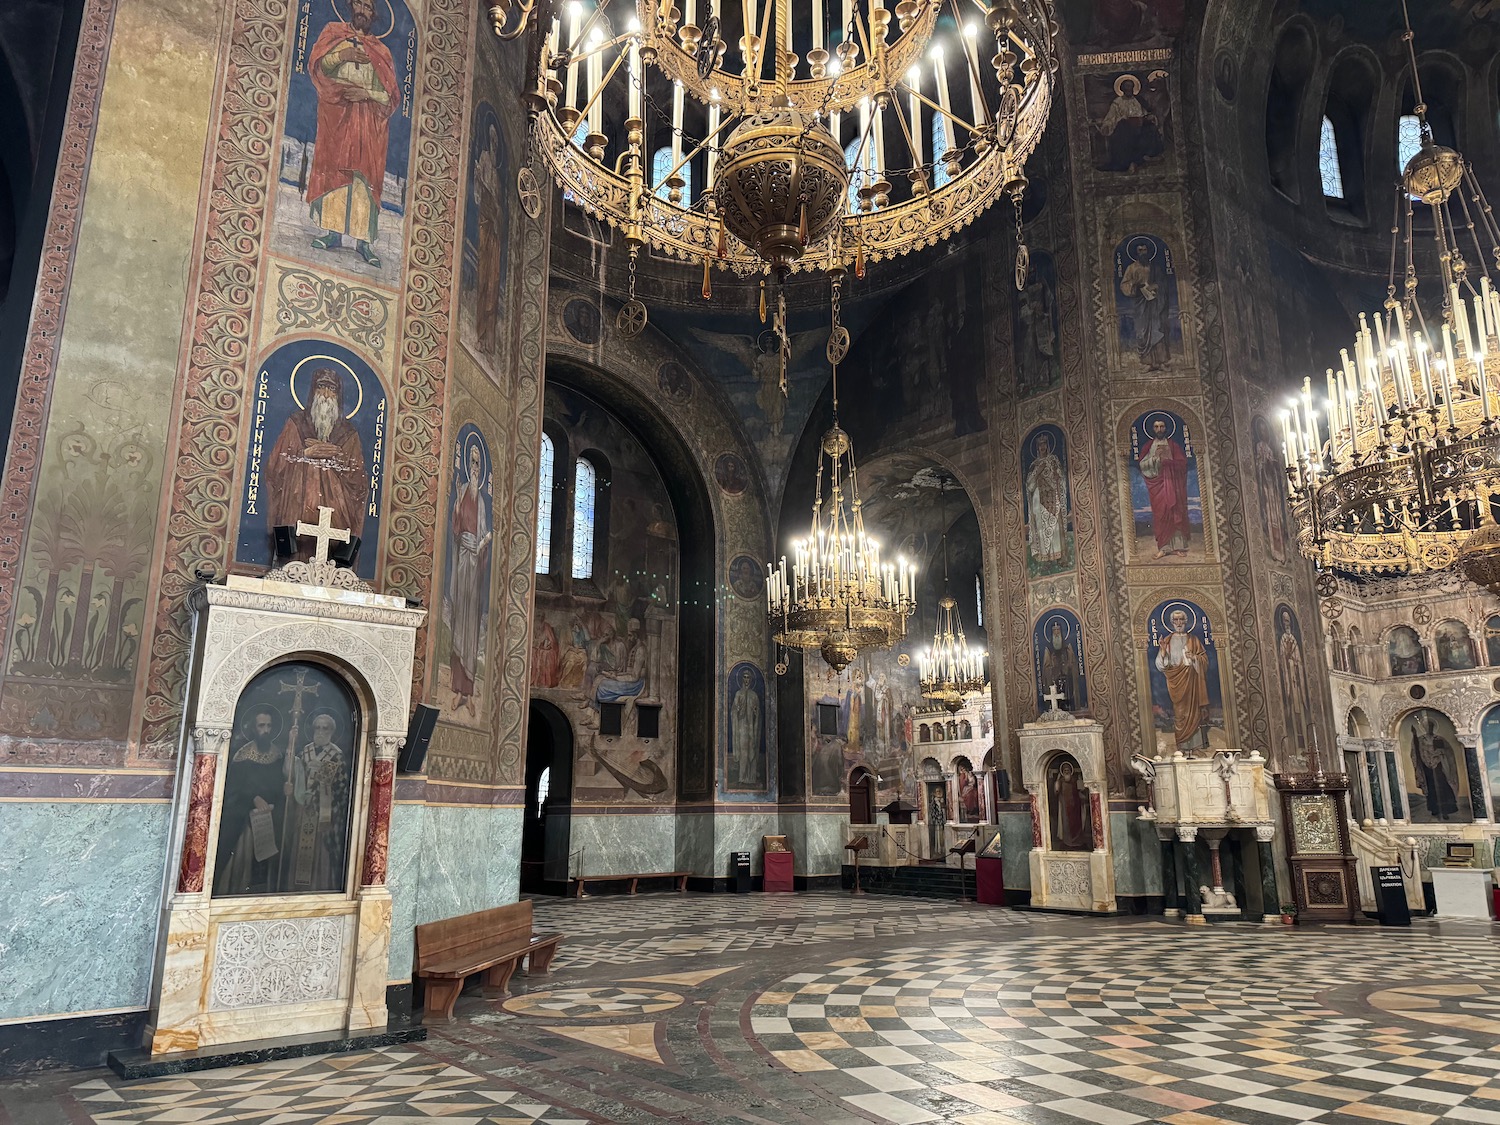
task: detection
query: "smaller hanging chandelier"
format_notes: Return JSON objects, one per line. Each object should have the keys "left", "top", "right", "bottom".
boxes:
{"left": 767, "top": 275, "right": 915, "bottom": 673}
{"left": 918, "top": 476, "right": 987, "bottom": 711}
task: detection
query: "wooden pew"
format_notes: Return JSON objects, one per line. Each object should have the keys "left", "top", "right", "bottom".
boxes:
{"left": 570, "top": 870, "right": 692, "bottom": 897}
{"left": 414, "top": 900, "right": 562, "bottom": 1023}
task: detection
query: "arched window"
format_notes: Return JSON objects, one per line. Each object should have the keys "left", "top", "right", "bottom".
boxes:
{"left": 1486, "top": 615, "right": 1500, "bottom": 666}
{"left": 960, "top": 720, "right": 972, "bottom": 740}
{"left": 932, "top": 112, "right": 952, "bottom": 188}
{"left": 536, "top": 433, "right": 555, "bottom": 574}
{"left": 1397, "top": 114, "right": 1422, "bottom": 181}
{"left": 1318, "top": 116, "right": 1345, "bottom": 199}
{"left": 536, "top": 765, "right": 550, "bottom": 817}
{"left": 652, "top": 146, "right": 692, "bottom": 201}
{"left": 845, "top": 137, "right": 863, "bottom": 212}
{"left": 919, "top": 723, "right": 931, "bottom": 742}
{"left": 1347, "top": 625, "right": 1363, "bottom": 677}
{"left": 1386, "top": 624, "right": 1426, "bottom": 676}
{"left": 571, "top": 457, "right": 598, "bottom": 579}
{"left": 974, "top": 572, "right": 984, "bottom": 628}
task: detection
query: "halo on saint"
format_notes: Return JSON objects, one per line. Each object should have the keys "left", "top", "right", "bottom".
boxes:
{"left": 1157, "top": 600, "right": 1200, "bottom": 635}
{"left": 1128, "top": 236, "right": 1157, "bottom": 262}
{"left": 1114, "top": 73, "right": 1140, "bottom": 97}
{"left": 239, "top": 703, "right": 285, "bottom": 743}
{"left": 290, "top": 354, "right": 365, "bottom": 418}
{"left": 1031, "top": 428, "right": 1056, "bottom": 457}
{"left": 1140, "top": 410, "right": 1178, "bottom": 439}
{"left": 462, "top": 430, "right": 489, "bottom": 484}
{"left": 329, "top": 0, "right": 398, "bottom": 38}
{"left": 1041, "top": 612, "right": 1073, "bottom": 641}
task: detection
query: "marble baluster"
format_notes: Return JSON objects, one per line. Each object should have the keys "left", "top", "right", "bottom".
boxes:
{"left": 1256, "top": 825, "right": 1279, "bottom": 921}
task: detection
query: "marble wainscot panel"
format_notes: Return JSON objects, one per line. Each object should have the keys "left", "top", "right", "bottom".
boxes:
{"left": 410, "top": 805, "right": 521, "bottom": 928}
{"left": 800, "top": 811, "right": 851, "bottom": 877}
{"left": 710, "top": 812, "right": 781, "bottom": 875}
{"left": 1110, "top": 813, "right": 1161, "bottom": 898}
{"left": 996, "top": 811, "right": 1035, "bottom": 890}
{"left": 0, "top": 801, "right": 171, "bottom": 1022}
{"left": 674, "top": 809, "right": 717, "bottom": 876}
{"left": 571, "top": 812, "right": 676, "bottom": 877}
{"left": 384, "top": 802, "right": 426, "bottom": 980}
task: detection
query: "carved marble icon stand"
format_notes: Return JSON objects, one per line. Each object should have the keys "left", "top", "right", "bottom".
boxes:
{"left": 140, "top": 509, "right": 426, "bottom": 1060}
{"left": 1016, "top": 688, "right": 1117, "bottom": 913}
{"left": 1136, "top": 748, "right": 1276, "bottom": 924}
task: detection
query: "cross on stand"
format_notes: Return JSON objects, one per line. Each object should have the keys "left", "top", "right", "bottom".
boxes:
{"left": 296, "top": 506, "right": 351, "bottom": 566}
{"left": 1043, "top": 683, "right": 1066, "bottom": 713}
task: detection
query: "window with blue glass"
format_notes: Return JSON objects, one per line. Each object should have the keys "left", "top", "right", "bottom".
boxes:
{"left": 846, "top": 137, "right": 862, "bottom": 211}
{"left": 932, "top": 113, "right": 951, "bottom": 188}
{"left": 536, "top": 433, "right": 554, "bottom": 574}
{"left": 571, "top": 457, "right": 597, "bottom": 579}
{"left": 652, "top": 146, "right": 692, "bottom": 201}
{"left": 1398, "top": 114, "right": 1422, "bottom": 189}
{"left": 1319, "top": 116, "right": 1344, "bottom": 199}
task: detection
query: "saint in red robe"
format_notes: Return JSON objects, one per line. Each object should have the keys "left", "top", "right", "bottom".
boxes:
{"left": 1138, "top": 433, "right": 1191, "bottom": 554}
{"left": 266, "top": 403, "right": 367, "bottom": 549}
{"left": 306, "top": 18, "right": 398, "bottom": 246}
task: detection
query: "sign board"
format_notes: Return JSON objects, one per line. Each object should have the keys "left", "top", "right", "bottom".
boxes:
{"left": 1372, "top": 865, "right": 1411, "bottom": 927}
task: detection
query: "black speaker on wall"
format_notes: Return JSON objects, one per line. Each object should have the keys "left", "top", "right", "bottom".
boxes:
{"left": 273, "top": 525, "right": 298, "bottom": 558}
{"left": 398, "top": 704, "right": 440, "bottom": 774}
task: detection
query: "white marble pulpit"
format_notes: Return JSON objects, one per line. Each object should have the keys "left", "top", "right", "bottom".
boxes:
{"left": 1429, "top": 868, "right": 1495, "bottom": 919}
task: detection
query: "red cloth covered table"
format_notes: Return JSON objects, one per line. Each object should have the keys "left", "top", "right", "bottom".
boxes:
{"left": 975, "top": 855, "right": 1005, "bottom": 905}
{"left": 763, "top": 850, "right": 795, "bottom": 892}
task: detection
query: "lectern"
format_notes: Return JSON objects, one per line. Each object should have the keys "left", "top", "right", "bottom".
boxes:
{"left": 846, "top": 836, "right": 870, "bottom": 895}
{"left": 949, "top": 836, "right": 976, "bottom": 903}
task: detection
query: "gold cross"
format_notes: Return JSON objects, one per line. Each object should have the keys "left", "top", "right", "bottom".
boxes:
{"left": 295, "top": 506, "right": 351, "bottom": 566}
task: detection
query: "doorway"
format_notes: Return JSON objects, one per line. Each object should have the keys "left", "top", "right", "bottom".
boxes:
{"left": 522, "top": 700, "right": 574, "bottom": 895}
{"left": 849, "top": 767, "right": 875, "bottom": 824}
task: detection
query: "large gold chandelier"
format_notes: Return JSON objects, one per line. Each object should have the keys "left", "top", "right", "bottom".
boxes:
{"left": 1282, "top": 1, "right": 1500, "bottom": 596}
{"left": 918, "top": 475, "right": 986, "bottom": 711}
{"left": 509, "top": 0, "right": 1057, "bottom": 335}
{"left": 766, "top": 291, "right": 915, "bottom": 672}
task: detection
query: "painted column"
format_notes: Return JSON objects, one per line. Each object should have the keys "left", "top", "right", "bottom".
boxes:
{"left": 1255, "top": 825, "right": 1279, "bottom": 922}
{"left": 1178, "top": 826, "right": 1203, "bottom": 924}
{"left": 361, "top": 735, "right": 403, "bottom": 885}
{"left": 177, "top": 727, "right": 230, "bottom": 894}
{"left": 1461, "top": 743, "right": 1488, "bottom": 823}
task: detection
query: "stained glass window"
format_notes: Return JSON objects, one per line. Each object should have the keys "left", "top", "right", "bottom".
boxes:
{"left": 536, "top": 433, "right": 554, "bottom": 574}
{"left": 932, "top": 113, "right": 952, "bottom": 188}
{"left": 846, "top": 138, "right": 863, "bottom": 212}
{"left": 571, "top": 457, "right": 597, "bottom": 579}
{"left": 1319, "top": 116, "right": 1344, "bottom": 199}
{"left": 975, "top": 572, "right": 983, "bottom": 628}
{"left": 653, "top": 146, "right": 692, "bottom": 201}
{"left": 1398, "top": 114, "right": 1422, "bottom": 188}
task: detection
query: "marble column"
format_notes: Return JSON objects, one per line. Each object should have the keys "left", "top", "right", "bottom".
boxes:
{"left": 1160, "top": 834, "right": 1179, "bottom": 917}
{"left": 177, "top": 727, "right": 230, "bottom": 894}
{"left": 1089, "top": 792, "right": 1104, "bottom": 850}
{"left": 1381, "top": 743, "right": 1407, "bottom": 821}
{"left": 1178, "top": 827, "right": 1203, "bottom": 924}
{"left": 1364, "top": 747, "right": 1386, "bottom": 820}
{"left": 350, "top": 733, "right": 403, "bottom": 1032}
{"left": 1462, "top": 743, "right": 1488, "bottom": 823}
{"left": 360, "top": 736, "right": 401, "bottom": 885}
{"left": 1028, "top": 790, "right": 1043, "bottom": 847}
{"left": 1256, "top": 825, "right": 1279, "bottom": 922}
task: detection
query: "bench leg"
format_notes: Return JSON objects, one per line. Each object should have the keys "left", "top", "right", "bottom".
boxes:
{"left": 529, "top": 945, "right": 558, "bottom": 975}
{"left": 677, "top": 875, "right": 688, "bottom": 892}
{"left": 481, "top": 957, "right": 520, "bottom": 998}
{"left": 422, "top": 979, "right": 463, "bottom": 1023}
{"left": 629, "top": 878, "right": 639, "bottom": 894}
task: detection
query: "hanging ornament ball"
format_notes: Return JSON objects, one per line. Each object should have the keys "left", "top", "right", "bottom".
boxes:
{"left": 1458, "top": 522, "right": 1500, "bottom": 598}
{"left": 1314, "top": 572, "right": 1337, "bottom": 598}
{"left": 1014, "top": 242, "right": 1030, "bottom": 291}
{"left": 820, "top": 635, "right": 858, "bottom": 673}
{"left": 1403, "top": 140, "right": 1464, "bottom": 206}
{"left": 826, "top": 325, "right": 850, "bottom": 365}
{"left": 517, "top": 166, "right": 542, "bottom": 219}
{"left": 617, "top": 299, "right": 648, "bottom": 339}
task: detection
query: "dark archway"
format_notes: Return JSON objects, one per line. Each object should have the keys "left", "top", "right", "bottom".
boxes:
{"left": 849, "top": 767, "right": 875, "bottom": 824}
{"left": 522, "top": 699, "right": 574, "bottom": 895}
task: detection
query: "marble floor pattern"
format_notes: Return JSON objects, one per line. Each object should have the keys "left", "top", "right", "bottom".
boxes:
{"left": 3, "top": 892, "right": 1499, "bottom": 1125}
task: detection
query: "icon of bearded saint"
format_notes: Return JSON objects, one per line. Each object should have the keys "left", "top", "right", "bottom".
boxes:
{"left": 267, "top": 367, "right": 368, "bottom": 554}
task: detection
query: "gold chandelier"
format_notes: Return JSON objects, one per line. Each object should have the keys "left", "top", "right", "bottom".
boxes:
{"left": 511, "top": 0, "right": 1057, "bottom": 336}
{"left": 766, "top": 286, "right": 915, "bottom": 672}
{"left": 918, "top": 476, "right": 986, "bottom": 711}
{"left": 1282, "top": 1, "right": 1500, "bottom": 596}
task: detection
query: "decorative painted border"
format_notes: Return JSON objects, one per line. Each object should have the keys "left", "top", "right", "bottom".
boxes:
{"left": 0, "top": 0, "right": 121, "bottom": 678}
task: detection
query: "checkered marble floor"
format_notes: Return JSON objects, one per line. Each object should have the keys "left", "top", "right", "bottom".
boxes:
{"left": 8, "top": 895, "right": 1495, "bottom": 1125}
{"left": 534, "top": 891, "right": 1030, "bottom": 970}
{"left": 70, "top": 1049, "right": 589, "bottom": 1124}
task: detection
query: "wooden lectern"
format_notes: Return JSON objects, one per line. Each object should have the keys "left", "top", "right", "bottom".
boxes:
{"left": 949, "top": 836, "right": 977, "bottom": 903}
{"left": 846, "top": 836, "right": 870, "bottom": 896}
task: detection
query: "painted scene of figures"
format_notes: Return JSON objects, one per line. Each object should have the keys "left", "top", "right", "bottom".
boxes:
{"left": 807, "top": 648, "right": 920, "bottom": 802}
{"left": 437, "top": 424, "right": 494, "bottom": 726}
{"left": 1033, "top": 608, "right": 1088, "bottom": 713}
{"left": 461, "top": 101, "right": 512, "bottom": 365}
{"left": 726, "top": 663, "right": 767, "bottom": 793}
{"left": 1397, "top": 708, "right": 1469, "bottom": 823}
{"left": 1022, "top": 425, "right": 1073, "bottom": 577}
{"left": 1087, "top": 70, "right": 1171, "bottom": 173}
{"left": 1251, "top": 415, "right": 1294, "bottom": 561}
{"left": 271, "top": 0, "right": 417, "bottom": 289}
{"left": 1273, "top": 605, "right": 1314, "bottom": 762}
{"left": 235, "top": 339, "right": 388, "bottom": 580}
{"left": 1482, "top": 704, "right": 1500, "bottom": 822}
{"left": 1128, "top": 408, "right": 1203, "bottom": 561}
{"left": 1015, "top": 251, "right": 1062, "bottom": 398}
{"left": 212, "top": 661, "right": 359, "bottom": 898}
{"left": 1113, "top": 234, "right": 1181, "bottom": 372}
{"left": 1146, "top": 598, "right": 1225, "bottom": 753}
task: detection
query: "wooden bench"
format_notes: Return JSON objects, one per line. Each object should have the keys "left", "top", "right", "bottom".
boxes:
{"left": 414, "top": 900, "right": 562, "bottom": 1023}
{"left": 570, "top": 870, "right": 692, "bottom": 897}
